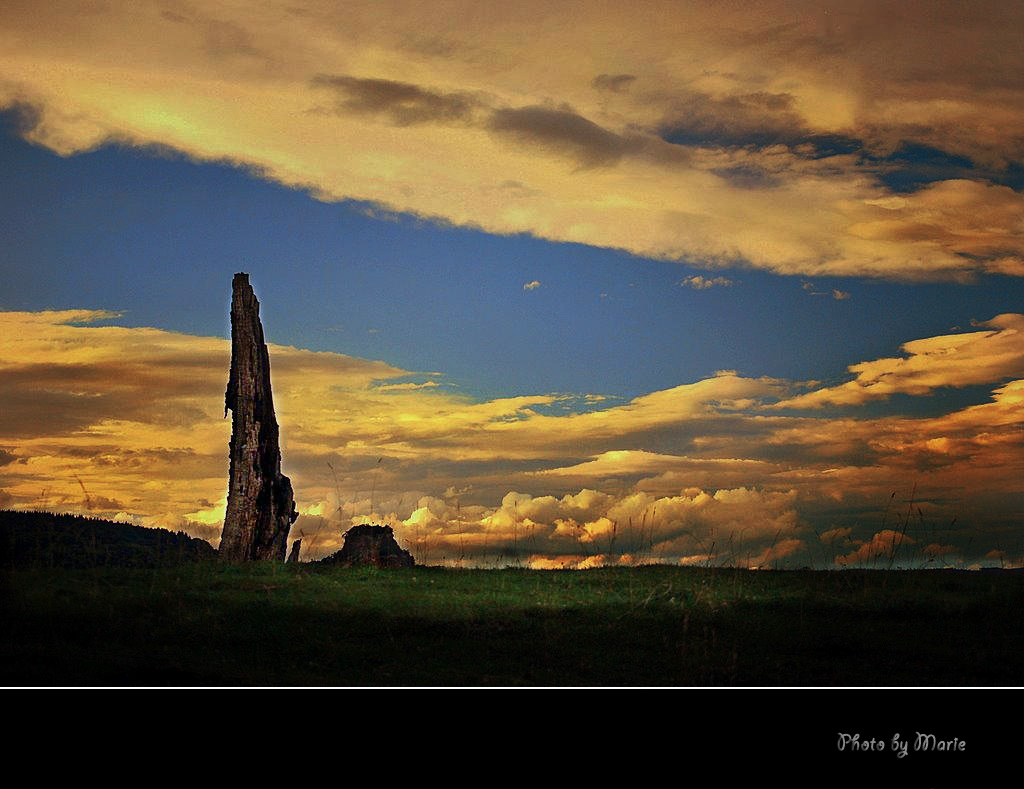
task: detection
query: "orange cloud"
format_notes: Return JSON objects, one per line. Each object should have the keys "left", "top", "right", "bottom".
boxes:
{"left": 1, "top": 1, "right": 1020, "bottom": 280}
{"left": 774, "top": 314, "right": 1024, "bottom": 408}
{"left": 0, "top": 309, "right": 408, "bottom": 532}
{"left": 837, "top": 529, "right": 915, "bottom": 567}
{"left": 3, "top": 308, "right": 1021, "bottom": 566}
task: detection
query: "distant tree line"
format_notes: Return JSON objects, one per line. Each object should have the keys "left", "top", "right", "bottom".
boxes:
{"left": 0, "top": 510, "right": 215, "bottom": 569}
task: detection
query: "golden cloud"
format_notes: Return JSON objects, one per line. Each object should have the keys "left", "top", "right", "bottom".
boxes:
{"left": 837, "top": 529, "right": 916, "bottom": 567}
{"left": 1, "top": 1, "right": 1021, "bottom": 279}
{"left": 774, "top": 314, "right": 1024, "bottom": 408}
{"left": 0, "top": 309, "right": 408, "bottom": 527}
{"left": 3, "top": 308, "right": 1022, "bottom": 566}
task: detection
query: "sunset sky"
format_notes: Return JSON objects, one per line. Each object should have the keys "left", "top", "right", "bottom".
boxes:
{"left": 1, "top": 0, "right": 1022, "bottom": 568}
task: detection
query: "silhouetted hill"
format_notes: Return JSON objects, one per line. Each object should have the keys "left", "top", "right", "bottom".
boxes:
{"left": 1, "top": 510, "right": 216, "bottom": 569}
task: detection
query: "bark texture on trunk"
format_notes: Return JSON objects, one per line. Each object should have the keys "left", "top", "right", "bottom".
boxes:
{"left": 219, "top": 272, "right": 297, "bottom": 562}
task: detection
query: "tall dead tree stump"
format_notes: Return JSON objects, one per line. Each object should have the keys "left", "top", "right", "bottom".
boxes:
{"left": 218, "top": 272, "right": 297, "bottom": 562}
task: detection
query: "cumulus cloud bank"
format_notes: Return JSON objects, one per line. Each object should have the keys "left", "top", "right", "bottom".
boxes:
{"left": 2, "top": 309, "right": 1021, "bottom": 568}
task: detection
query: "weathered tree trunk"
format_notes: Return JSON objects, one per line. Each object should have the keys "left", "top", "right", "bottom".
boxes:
{"left": 219, "top": 272, "right": 297, "bottom": 562}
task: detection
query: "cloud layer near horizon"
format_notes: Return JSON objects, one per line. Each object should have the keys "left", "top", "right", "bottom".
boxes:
{"left": 2, "top": 0, "right": 1022, "bottom": 280}
{"left": 2, "top": 309, "right": 1021, "bottom": 567}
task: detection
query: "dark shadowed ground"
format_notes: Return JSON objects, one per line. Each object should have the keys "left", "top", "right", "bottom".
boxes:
{"left": 3, "top": 549, "right": 1023, "bottom": 686}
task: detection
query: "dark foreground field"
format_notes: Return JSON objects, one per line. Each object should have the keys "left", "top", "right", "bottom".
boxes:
{"left": 3, "top": 559, "right": 1023, "bottom": 686}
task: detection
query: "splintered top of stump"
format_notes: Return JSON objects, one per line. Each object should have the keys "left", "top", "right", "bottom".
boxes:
{"left": 232, "top": 272, "right": 252, "bottom": 303}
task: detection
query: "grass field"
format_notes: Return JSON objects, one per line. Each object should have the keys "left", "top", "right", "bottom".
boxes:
{"left": 4, "top": 560, "right": 1023, "bottom": 686}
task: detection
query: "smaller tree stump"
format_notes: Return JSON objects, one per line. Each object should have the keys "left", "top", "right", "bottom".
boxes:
{"left": 319, "top": 524, "right": 414, "bottom": 568}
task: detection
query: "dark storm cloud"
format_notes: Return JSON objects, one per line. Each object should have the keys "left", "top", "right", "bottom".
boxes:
{"left": 1, "top": 356, "right": 226, "bottom": 397}
{"left": 592, "top": 73, "right": 637, "bottom": 93}
{"left": 309, "top": 77, "right": 647, "bottom": 168}
{"left": 2, "top": 100, "right": 44, "bottom": 136}
{"left": 660, "top": 90, "right": 807, "bottom": 150}
{"left": 311, "top": 74, "right": 478, "bottom": 126}
{"left": 0, "top": 374, "right": 134, "bottom": 438}
{"left": 716, "top": 1, "right": 1024, "bottom": 167}
{"left": 488, "top": 105, "right": 638, "bottom": 167}
{"left": 203, "top": 19, "right": 263, "bottom": 60}
{"left": 160, "top": 9, "right": 189, "bottom": 24}
{"left": 710, "top": 164, "right": 782, "bottom": 189}
{"left": 155, "top": 7, "right": 270, "bottom": 62}
{"left": 0, "top": 357, "right": 226, "bottom": 438}
{"left": 81, "top": 494, "right": 128, "bottom": 512}
{"left": 866, "top": 142, "right": 1024, "bottom": 194}
{"left": 396, "top": 33, "right": 464, "bottom": 58}
{"left": 89, "top": 446, "right": 223, "bottom": 480}
{"left": 659, "top": 85, "right": 1022, "bottom": 196}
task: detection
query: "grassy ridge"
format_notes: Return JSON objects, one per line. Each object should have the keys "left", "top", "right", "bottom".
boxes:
{"left": 3, "top": 561, "right": 1023, "bottom": 686}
